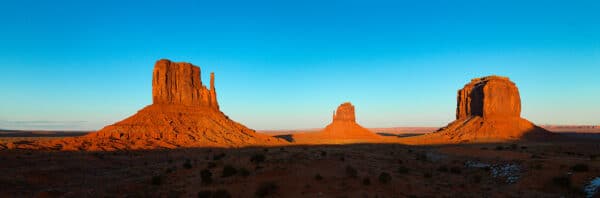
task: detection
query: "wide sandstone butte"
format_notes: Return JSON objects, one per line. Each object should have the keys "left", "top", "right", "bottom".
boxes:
{"left": 17, "top": 59, "right": 284, "bottom": 151}
{"left": 400, "top": 76, "right": 550, "bottom": 144}
{"left": 293, "top": 102, "right": 382, "bottom": 144}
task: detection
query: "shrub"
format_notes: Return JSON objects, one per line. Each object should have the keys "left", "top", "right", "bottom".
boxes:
{"left": 362, "top": 177, "right": 371, "bottom": 185}
{"left": 424, "top": 172, "right": 432, "bottom": 178}
{"left": 473, "top": 175, "right": 482, "bottom": 183}
{"left": 197, "top": 190, "right": 212, "bottom": 198}
{"left": 320, "top": 151, "right": 327, "bottom": 156}
{"left": 346, "top": 166, "right": 358, "bottom": 178}
{"left": 183, "top": 159, "right": 193, "bottom": 169}
{"left": 450, "top": 167, "right": 462, "bottom": 174}
{"left": 495, "top": 146, "right": 504, "bottom": 151}
{"left": 197, "top": 189, "right": 231, "bottom": 198}
{"left": 213, "top": 189, "right": 231, "bottom": 198}
{"left": 239, "top": 168, "right": 250, "bottom": 177}
{"left": 222, "top": 165, "right": 238, "bottom": 178}
{"left": 398, "top": 166, "right": 410, "bottom": 174}
{"left": 151, "top": 175, "right": 163, "bottom": 185}
{"left": 200, "top": 169, "right": 213, "bottom": 184}
{"left": 437, "top": 166, "right": 448, "bottom": 172}
{"left": 213, "top": 153, "right": 226, "bottom": 161}
{"left": 207, "top": 162, "right": 217, "bottom": 169}
{"left": 255, "top": 181, "right": 278, "bottom": 198}
{"left": 552, "top": 176, "right": 571, "bottom": 188}
{"left": 571, "top": 164, "right": 589, "bottom": 172}
{"left": 250, "top": 154, "right": 266, "bottom": 164}
{"left": 379, "top": 172, "right": 392, "bottom": 184}
{"left": 510, "top": 144, "right": 518, "bottom": 150}
{"left": 314, "top": 174, "right": 323, "bottom": 181}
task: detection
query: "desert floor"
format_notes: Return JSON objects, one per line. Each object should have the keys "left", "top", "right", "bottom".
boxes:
{"left": 1, "top": 128, "right": 600, "bottom": 198}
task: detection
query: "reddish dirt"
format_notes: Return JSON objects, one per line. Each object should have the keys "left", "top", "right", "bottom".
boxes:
{"left": 1, "top": 142, "right": 599, "bottom": 197}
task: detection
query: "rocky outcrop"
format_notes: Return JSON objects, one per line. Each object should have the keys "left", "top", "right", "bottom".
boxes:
{"left": 16, "top": 59, "right": 284, "bottom": 151}
{"left": 293, "top": 102, "right": 381, "bottom": 144}
{"left": 456, "top": 76, "right": 521, "bottom": 119}
{"left": 401, "top": 75, "right": 549, "bottom": 144}
{"left": 152, "top": 59, "right": 219, "bottom": 109}
{"left": 332, "top": 103, "right": 356, "bottom": 123}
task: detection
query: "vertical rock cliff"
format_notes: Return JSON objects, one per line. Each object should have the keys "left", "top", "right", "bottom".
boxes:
{"left": 402, "top": 75, "right": 549, "bottom": 144}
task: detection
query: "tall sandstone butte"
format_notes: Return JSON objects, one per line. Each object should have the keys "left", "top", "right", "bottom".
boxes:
{"left": 294, "top": 102, "right": 381, "bottom": 144}
{"left": 24, "top": 59, "right": 283, "bottom": 151}
{"left": 152, "top": 59, "right": 219, "bottom": 108}
{"left": 401, "top": 75, "right": 549, "bottom": 144}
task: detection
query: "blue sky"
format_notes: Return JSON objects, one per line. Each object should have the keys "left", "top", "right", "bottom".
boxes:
{"left": 0, "top": 0, "right": 599, "bottom": 130}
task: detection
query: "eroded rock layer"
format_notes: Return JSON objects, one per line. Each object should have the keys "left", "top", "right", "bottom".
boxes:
{"left": 401, "top": 76, "right": 549, "bottom": 144}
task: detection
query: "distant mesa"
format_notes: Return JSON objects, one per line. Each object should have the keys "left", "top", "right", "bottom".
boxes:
{"left": 13, "top": 59, "right": 284, "bottom": 151}
{"left": 401, "top": 75, "right": 550, "bottom": 144}
{"left": 292, "top": 102, "right": 382, "bottom": 144}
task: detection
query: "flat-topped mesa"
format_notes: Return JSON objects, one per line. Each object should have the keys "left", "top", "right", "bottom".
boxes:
{"left": 332, "top": 102, "right": 357, "bottom": 123}
{"left": 456, "top": 75, "right": 521, "bottom": 119}
{"left": 152, "top": 59, "right": 219, "bottom": 109}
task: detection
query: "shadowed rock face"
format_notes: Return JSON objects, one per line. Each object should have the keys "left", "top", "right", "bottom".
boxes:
{"left": 456, "top": 76, "right": 521, "bottom": 119}
{"left": 152, "top": 59, "right": 219, "bottom": 109}
{"left": 401, "top": 75, "right": 550, "bottom": 144}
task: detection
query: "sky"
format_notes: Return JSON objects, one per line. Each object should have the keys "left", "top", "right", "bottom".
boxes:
{"left": 0, "top": 0, "right": 599, "bottom": 131}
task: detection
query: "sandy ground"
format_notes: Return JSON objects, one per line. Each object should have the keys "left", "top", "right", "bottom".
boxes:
{"left": 1, "top": 127, "right": 599, "bottom": 197}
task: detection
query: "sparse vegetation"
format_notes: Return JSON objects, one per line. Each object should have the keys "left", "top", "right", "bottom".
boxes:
{"left": 424, "top": 172, "right": 432, "bottom": 178}
{"left": 255, "top": 181, "right": 278, "bottom": 198}
{"left": 183, "top": 159, "right": 192, "bottom": 169}
{"left": 200, "top": 169, "right": 213, "bottom": 184}
{"left": 250, "top": 154, "right": 266, "bottom": 164}
{"left": 151, "top": 175, "right": 163, "bottom": 185}
{"left": 213, "top": 189, "right": 232, "bottom": 198}
{"left": 197, "top": 189, "right": 231, "bottom": 198}
{"left": 222, "top": 165, "right": 238, "bottom": 177}
{"left": 346, "top": 166, "right": 358, "bottom": 178}
{"left": 362, "top": 177, "right": 371, "bottom": 185}
{"left": 571, "top": 164, "right": 589, "bottom": 172}
{"left": 450, "top": 166, "right": 462, "bottom": 174}
{"left": 314, "top": 174, "right": 323, "bottom": 181}
{"left": 437, "top": 166, "right": 448, "bottom": 172}
{"left": 213, "top": 153, "right": 226, "bottom": 161}
{"left": 379, "top": 172, "right": 392, "bottom": 184}
{"left": 552, "top": 176, "right": 571, "bottom": 188}
{"left": 239, "top": 168, "right": 250, "bottom": 177}
{"left": 398, "top": 166, "right": 410, "bottom": 174}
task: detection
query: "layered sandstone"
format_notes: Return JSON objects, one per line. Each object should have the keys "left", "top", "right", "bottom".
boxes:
{"left": 293, "top": 102, "right": 382, "bottom": 144}
{"left": 401, "top": 76, "right": 549, "bottom": 144}
{"left": 16, "top": 59, "right": 283, "bottom": 151}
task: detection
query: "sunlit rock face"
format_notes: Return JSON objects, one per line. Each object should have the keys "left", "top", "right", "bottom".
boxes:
{"left": 456, "top": 76, "right": 521, "bottom": 120}
{"left": 401, "top": 75, "right": 550, "bottom": 144}
{"left": 152, "top": 59, "right": 219, "bottom": 109}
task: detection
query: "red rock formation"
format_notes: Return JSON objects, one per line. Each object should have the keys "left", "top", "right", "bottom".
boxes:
{"left": 401, "top": 75, "right": 549, "bottom": 144}
{"left": 456, "top": 76, "right": 521, "bottom": 119}
{"left": 293, "top": 102, "right": 381, "bottom": 144}
{"left": 152, "top": 59, "right": 219, "bottom": 109}
{"left": 18, "top": 59, "right": 283, "bottom": 151}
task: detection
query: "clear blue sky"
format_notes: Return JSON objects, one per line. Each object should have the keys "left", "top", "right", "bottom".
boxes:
{"left": 1, "top": 0, "right": 599, "bottom": 130}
